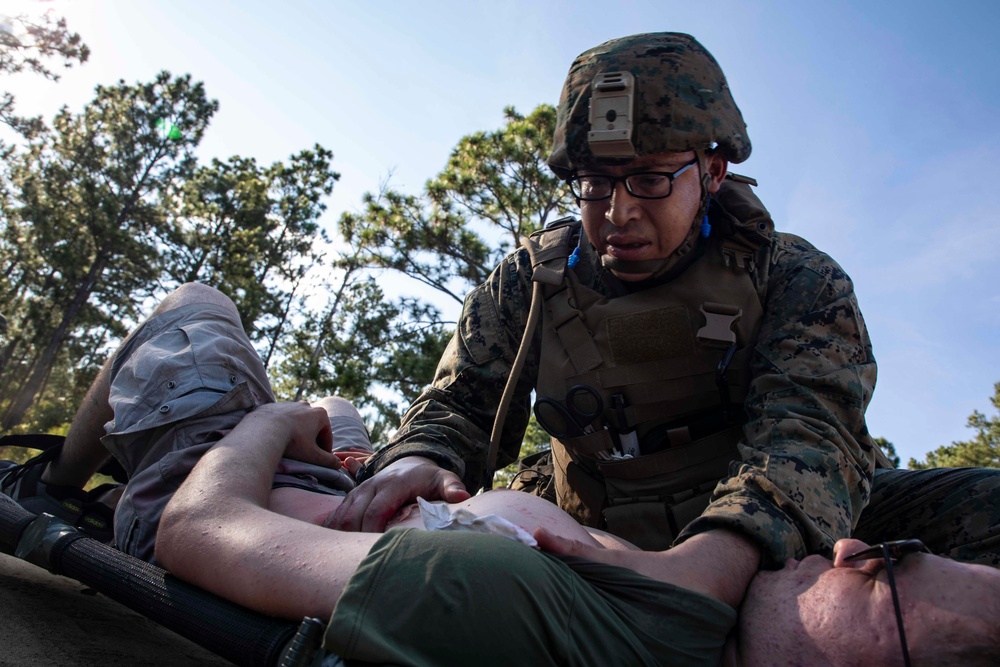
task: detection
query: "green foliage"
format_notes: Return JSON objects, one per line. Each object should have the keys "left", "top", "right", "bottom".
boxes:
{"left": 0, "top": 8, "right": 90, "bottom": 139}
{"left": 163, "top": 146, "right": 339, "bottom": 358}
{"left": 0, "top": 71, "right": 218, "bottom": 430}
{"left": 270, "top": 268, "right": 449, "bottom": 446}
{"left": 873, "top": 436, "right": 900, "bottom": 468}
{"left": 0, "top": 33, "right": 346, "bottom": 432}
{"left": 332, "top": 105, "right": 575, "bottom": 437}
{"left": 340, "top": 105, "right": 575, "bottom": 304}
{"left": 493, "top": 412, "right": 551, "bottom": 488}
{"left": 0, "top": 10, "right": 90, "bottom": 78}
{"left": 909, "top": 382, "right": 1000, "bottom": 469}
{"left": 426, "top": 105, "right": 571, "bottom": 259}
{"left": 0, "top": 62, "right": 570, "bottom": 447}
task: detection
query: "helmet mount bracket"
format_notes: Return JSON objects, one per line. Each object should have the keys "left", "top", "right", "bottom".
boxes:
{"left": 587, "top": 72, "right": 637, "bottom": 158}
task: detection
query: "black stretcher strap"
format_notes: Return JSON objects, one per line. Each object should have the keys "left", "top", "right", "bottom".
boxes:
{"left": 0, "top": 434, "right": 128, "bottom": 483}
{"left": 1, "top": 499, "right": 300, "bottom": 667}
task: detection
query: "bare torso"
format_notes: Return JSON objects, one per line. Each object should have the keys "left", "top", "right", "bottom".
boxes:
{"left": 268, "top": 487, "right": 637, "bottom": 551}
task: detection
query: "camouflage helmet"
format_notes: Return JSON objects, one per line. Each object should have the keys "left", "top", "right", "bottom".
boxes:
{"left": 547, "top": 32, "right": 751, "bottom": 180}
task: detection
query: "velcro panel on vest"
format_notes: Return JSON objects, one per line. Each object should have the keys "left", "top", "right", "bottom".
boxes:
{"left": 547, "top": 290, "right": 603, "bottom": 374}
{"left": 572, "top": 354, "right": 719, "bottom": 392}
{"left": 605, "top": 306, "right": 694, "bottom": 366}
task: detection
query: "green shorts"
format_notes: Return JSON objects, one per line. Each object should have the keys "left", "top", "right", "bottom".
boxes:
{"left": 325, "top": 529, "right": 735, "bottom": 667}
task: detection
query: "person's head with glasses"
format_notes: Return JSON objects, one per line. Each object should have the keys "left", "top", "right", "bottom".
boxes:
{"left": 729, "top": 538, "right": 1000, "bottom": 666}
{"left": 547, "top": 33, "right": 750, "bottom": 282}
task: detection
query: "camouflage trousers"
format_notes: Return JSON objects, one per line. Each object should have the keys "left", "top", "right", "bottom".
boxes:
{"left": 854, "top": 467, "right": 1000, "bottom": 567}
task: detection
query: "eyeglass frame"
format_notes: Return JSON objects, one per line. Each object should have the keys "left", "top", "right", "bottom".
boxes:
{"left": 567, "top": 157, "right": 699, "bottom": 201}
{"left": 842, "top": 539, "right": 931, "bottom": 667}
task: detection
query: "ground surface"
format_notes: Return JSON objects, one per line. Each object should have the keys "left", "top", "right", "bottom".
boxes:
{"left": 0, "top": 552, "right": 234, "bottom": 667}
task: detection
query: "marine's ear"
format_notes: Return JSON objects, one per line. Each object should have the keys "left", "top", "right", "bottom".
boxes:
{"left": 705, "top": 151, "right": 728, "bottom": 194}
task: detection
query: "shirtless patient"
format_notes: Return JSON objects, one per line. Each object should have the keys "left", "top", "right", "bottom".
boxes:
{"left": 6, "top": 283, "right": 997, "bottom": 665}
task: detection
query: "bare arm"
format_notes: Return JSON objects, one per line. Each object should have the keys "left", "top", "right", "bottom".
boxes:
{"left": 155, "top": 402, "right": 381, "bottom": 620}
{"left": 331, "top": 249, "right": 538, "bottom": 532}
{"left": 537, "top": 526, "right": 760, "bottom": 608}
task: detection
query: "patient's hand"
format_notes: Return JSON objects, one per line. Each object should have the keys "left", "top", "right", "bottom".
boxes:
{"left": 249, "top": 402, "right": 341, "bottom": 470}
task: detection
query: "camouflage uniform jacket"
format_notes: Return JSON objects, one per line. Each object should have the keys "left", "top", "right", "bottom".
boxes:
{"left": 365, "top": 199, "right": 880, "bottom": 567}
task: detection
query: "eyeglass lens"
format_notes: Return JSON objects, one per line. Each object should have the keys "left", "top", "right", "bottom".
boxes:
{"left": 570, "top": 160, "right": 696, "bottom": 200}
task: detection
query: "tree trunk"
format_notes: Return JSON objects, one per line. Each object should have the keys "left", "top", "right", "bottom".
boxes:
{"left": 292, "top": 267, "right": 354, "bottom": 401}
{"left": 261, "top": 271, "right": 301, "bottom": 370}
{"left": 1, "top": 244, "right": 109, "bottom": 430}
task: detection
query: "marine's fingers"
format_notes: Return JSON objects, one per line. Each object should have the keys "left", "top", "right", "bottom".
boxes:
{"left": 328, "top": 484, "right": 373, "bottom": 532}
{"left": 437, "top": 473, "right": 471, "bottom": 503}
{"left": 359, "top": 485, "right": 406, "bottom": 533}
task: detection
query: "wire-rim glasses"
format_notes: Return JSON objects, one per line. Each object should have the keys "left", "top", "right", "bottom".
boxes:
{"left": 568, "top": 158, "right": 698, "bottom": 201}
{"left": 842, "top": 539, "right": 931, "bottom": 667}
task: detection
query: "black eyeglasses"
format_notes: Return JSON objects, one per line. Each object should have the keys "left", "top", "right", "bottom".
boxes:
{"left": 842, "top": 539, "right": 931, "bottom": 667}
{"left": 568, "top": 158, "right": 698, "bottom": 201}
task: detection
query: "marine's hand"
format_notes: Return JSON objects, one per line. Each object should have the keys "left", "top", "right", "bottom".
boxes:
{"left": 248, "top": 402, "right": 340, "bottom": 470}
{"left": 327, "top": 456, "right": 470, "bottom": 532}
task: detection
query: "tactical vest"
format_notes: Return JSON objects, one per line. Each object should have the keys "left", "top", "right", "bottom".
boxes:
{"left": 526, "top": 177, "right": 772, "bottom": 551}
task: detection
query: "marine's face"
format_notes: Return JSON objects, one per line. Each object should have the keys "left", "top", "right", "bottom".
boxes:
{"left": 736, "top": 539, "right": 1000, "bottom": 667}
{"left": 578, "top": 150, "right": 726, "bottom": 281}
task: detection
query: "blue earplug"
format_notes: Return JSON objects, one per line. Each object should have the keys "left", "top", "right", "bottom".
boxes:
{"left": 568, "top": 247, "right": 581, "bottom": 268}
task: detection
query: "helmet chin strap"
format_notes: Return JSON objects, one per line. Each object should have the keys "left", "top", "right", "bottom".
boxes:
{"left": 598, "top": 148, "right": 713, "bottom": 279}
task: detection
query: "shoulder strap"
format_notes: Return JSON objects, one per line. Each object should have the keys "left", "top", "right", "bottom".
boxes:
{"left": 524, "top": 218, "right": 581, "bottom": 286}
{"left": 715, "top": 175, "right": 774, "bottom": 243}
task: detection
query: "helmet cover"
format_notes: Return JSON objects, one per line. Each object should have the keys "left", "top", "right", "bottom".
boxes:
{"left": 548, "top": 32, "right": 751, "bottom": 180}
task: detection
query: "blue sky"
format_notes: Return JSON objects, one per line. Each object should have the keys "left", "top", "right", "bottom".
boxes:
{"left": 5, "top": 0, "right": 1000, "bottom": 464}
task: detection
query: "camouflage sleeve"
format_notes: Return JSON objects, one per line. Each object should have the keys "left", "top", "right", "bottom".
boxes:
{"left": 677, "top": 233, "right": 879, "bottom": 568}
{"left": 361, "top": 248, "right": 539, "bottom": 492}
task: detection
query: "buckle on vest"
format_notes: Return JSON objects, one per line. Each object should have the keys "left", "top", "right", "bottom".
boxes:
{"left": 697, "top": 302, "right": 742, "bottom": 349}
{"left": 722, "top": 247, "right": 755, "bottom": 273}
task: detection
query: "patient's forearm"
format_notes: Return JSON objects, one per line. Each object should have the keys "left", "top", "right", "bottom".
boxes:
{"left": 156, "top": 404, "right": 378, "bottom": 619}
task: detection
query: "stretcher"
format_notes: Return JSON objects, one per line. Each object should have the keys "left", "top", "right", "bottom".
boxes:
{"left": 0, "top": 436, "right": 339, "bottom": 667}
